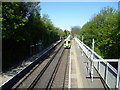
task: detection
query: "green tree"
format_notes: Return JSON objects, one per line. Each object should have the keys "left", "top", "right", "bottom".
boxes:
{"left": 2, "top": 2, "right": 64, "bottom": 70}
{"left": 2, "top": 2, "right": 28, "bottom": 40}
{"left": 79, "top": 7, "right": 120, "bottom": 59}
{"left": 71, "top": 26, "right": 81, "bottom": 37}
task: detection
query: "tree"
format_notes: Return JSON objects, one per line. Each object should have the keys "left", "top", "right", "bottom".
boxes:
{"left": 2, "top": 2, "right": 64, "bottom": 70}
{"left": 79, "top": 7, "right": 120, "bottom": 59}
{"left": 71, "top": 26, "right": 81, "bottom": 37}
{"left": 2, "top": 2, "right": 28, "bottom": 40}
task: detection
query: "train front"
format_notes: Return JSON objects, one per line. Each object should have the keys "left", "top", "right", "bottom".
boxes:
{"left": 64, "top": 40, "right": 71, "bottom": 49}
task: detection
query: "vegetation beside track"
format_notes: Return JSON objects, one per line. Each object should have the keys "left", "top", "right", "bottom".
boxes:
{"left": 72, "top": 7, "right": 120, "bottom": 59}
{"left": 2, "top": 2, "right": 67, "bottom": 70}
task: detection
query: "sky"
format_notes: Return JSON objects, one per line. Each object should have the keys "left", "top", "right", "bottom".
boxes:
{"left": 40, "top": 2, "right": 118, "bottom": 31}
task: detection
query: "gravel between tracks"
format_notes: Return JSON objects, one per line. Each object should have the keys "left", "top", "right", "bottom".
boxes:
{"left": 51, "top": 49, "right": 70, "bottom": 88}
{"left": 33, "top": 45, "right": 64, "bottom": 88}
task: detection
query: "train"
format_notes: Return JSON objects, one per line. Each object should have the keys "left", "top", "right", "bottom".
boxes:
{"left": 64, "top": 35, "right": 71, "bottom": 49}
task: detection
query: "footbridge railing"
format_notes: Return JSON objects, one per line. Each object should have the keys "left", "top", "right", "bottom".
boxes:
{"left": 74, "top": 37, "right": 120, "bottom": 89}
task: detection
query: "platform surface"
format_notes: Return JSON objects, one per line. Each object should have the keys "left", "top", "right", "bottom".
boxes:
{"left": 70, "top": 39, "right": 105, "bottom": 89}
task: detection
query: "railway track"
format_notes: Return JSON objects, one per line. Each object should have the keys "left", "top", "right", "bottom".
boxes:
{"left": 11, "top": 41, "right": 70, "bottom": 89}
{"left": 49, "top": 49, "right": 70, "bottom": 89}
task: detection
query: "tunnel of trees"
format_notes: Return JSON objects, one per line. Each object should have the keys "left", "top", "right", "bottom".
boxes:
{"left": 2, "top": 2, "right": 66, "bottom": 71}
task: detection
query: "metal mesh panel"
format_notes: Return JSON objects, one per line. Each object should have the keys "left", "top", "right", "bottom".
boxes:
{"left": 107, "top": 67, "right": 117, "bottom": 88}
{"left": 99, "top": 62, "right": 106, "bottom": 79}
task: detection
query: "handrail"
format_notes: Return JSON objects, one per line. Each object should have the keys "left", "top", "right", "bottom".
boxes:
{"left": 74, "top": 37, "right": 120, "bottom": 89}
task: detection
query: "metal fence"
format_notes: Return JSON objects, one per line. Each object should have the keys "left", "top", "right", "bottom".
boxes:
{"left": 74, "top": 37, "right": 120, "bottom": 89}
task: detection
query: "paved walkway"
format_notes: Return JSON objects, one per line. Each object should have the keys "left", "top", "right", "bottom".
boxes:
{"left": 70, "top": 39, "right": 105, "bottom": 88}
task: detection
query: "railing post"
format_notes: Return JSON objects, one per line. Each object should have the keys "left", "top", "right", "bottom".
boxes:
{"left": 91, "top": 61, "right": 94, "bottom": 82}
{"left": 91, "top": 38, "right": 94, "bottom": 82}
{"left": 92, "top": 38, "right": 94, "bottom": 51}
{"left": 116, "top": 59, "right": 120, "bottom": 89}
{"left": 105, "top": 62, "right": 109, "bottom": 84}
{"left": 82, "top": 36, "right": 84, "bottom": 56}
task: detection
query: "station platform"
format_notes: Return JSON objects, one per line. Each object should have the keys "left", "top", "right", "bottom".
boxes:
{"left": 69, "top": 39, "right": 105, "bottom": 89}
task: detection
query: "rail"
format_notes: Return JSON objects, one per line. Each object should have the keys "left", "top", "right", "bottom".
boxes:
{"left": 1, "top": 40, "right": 62, "bottom": 89}
{"left": 74, "top": 37, "right": 120, "bottom": 89}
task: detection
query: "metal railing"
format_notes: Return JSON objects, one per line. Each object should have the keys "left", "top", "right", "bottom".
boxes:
{"left": 74, "top": 37, "right": 120, "bottom": 89}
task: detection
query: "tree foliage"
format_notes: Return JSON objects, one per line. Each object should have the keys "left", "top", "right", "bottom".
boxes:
{"left": 71, "top": 26, "right": 81, "bottom": 37}
{"left": 2, "top": 2, "right": 64, "bottom": 70}
{"left": 64, "top": 30, "right": 70, "bottom": 38}
{"left": 79, "top": 7, "right": 120, "bottom": 59}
